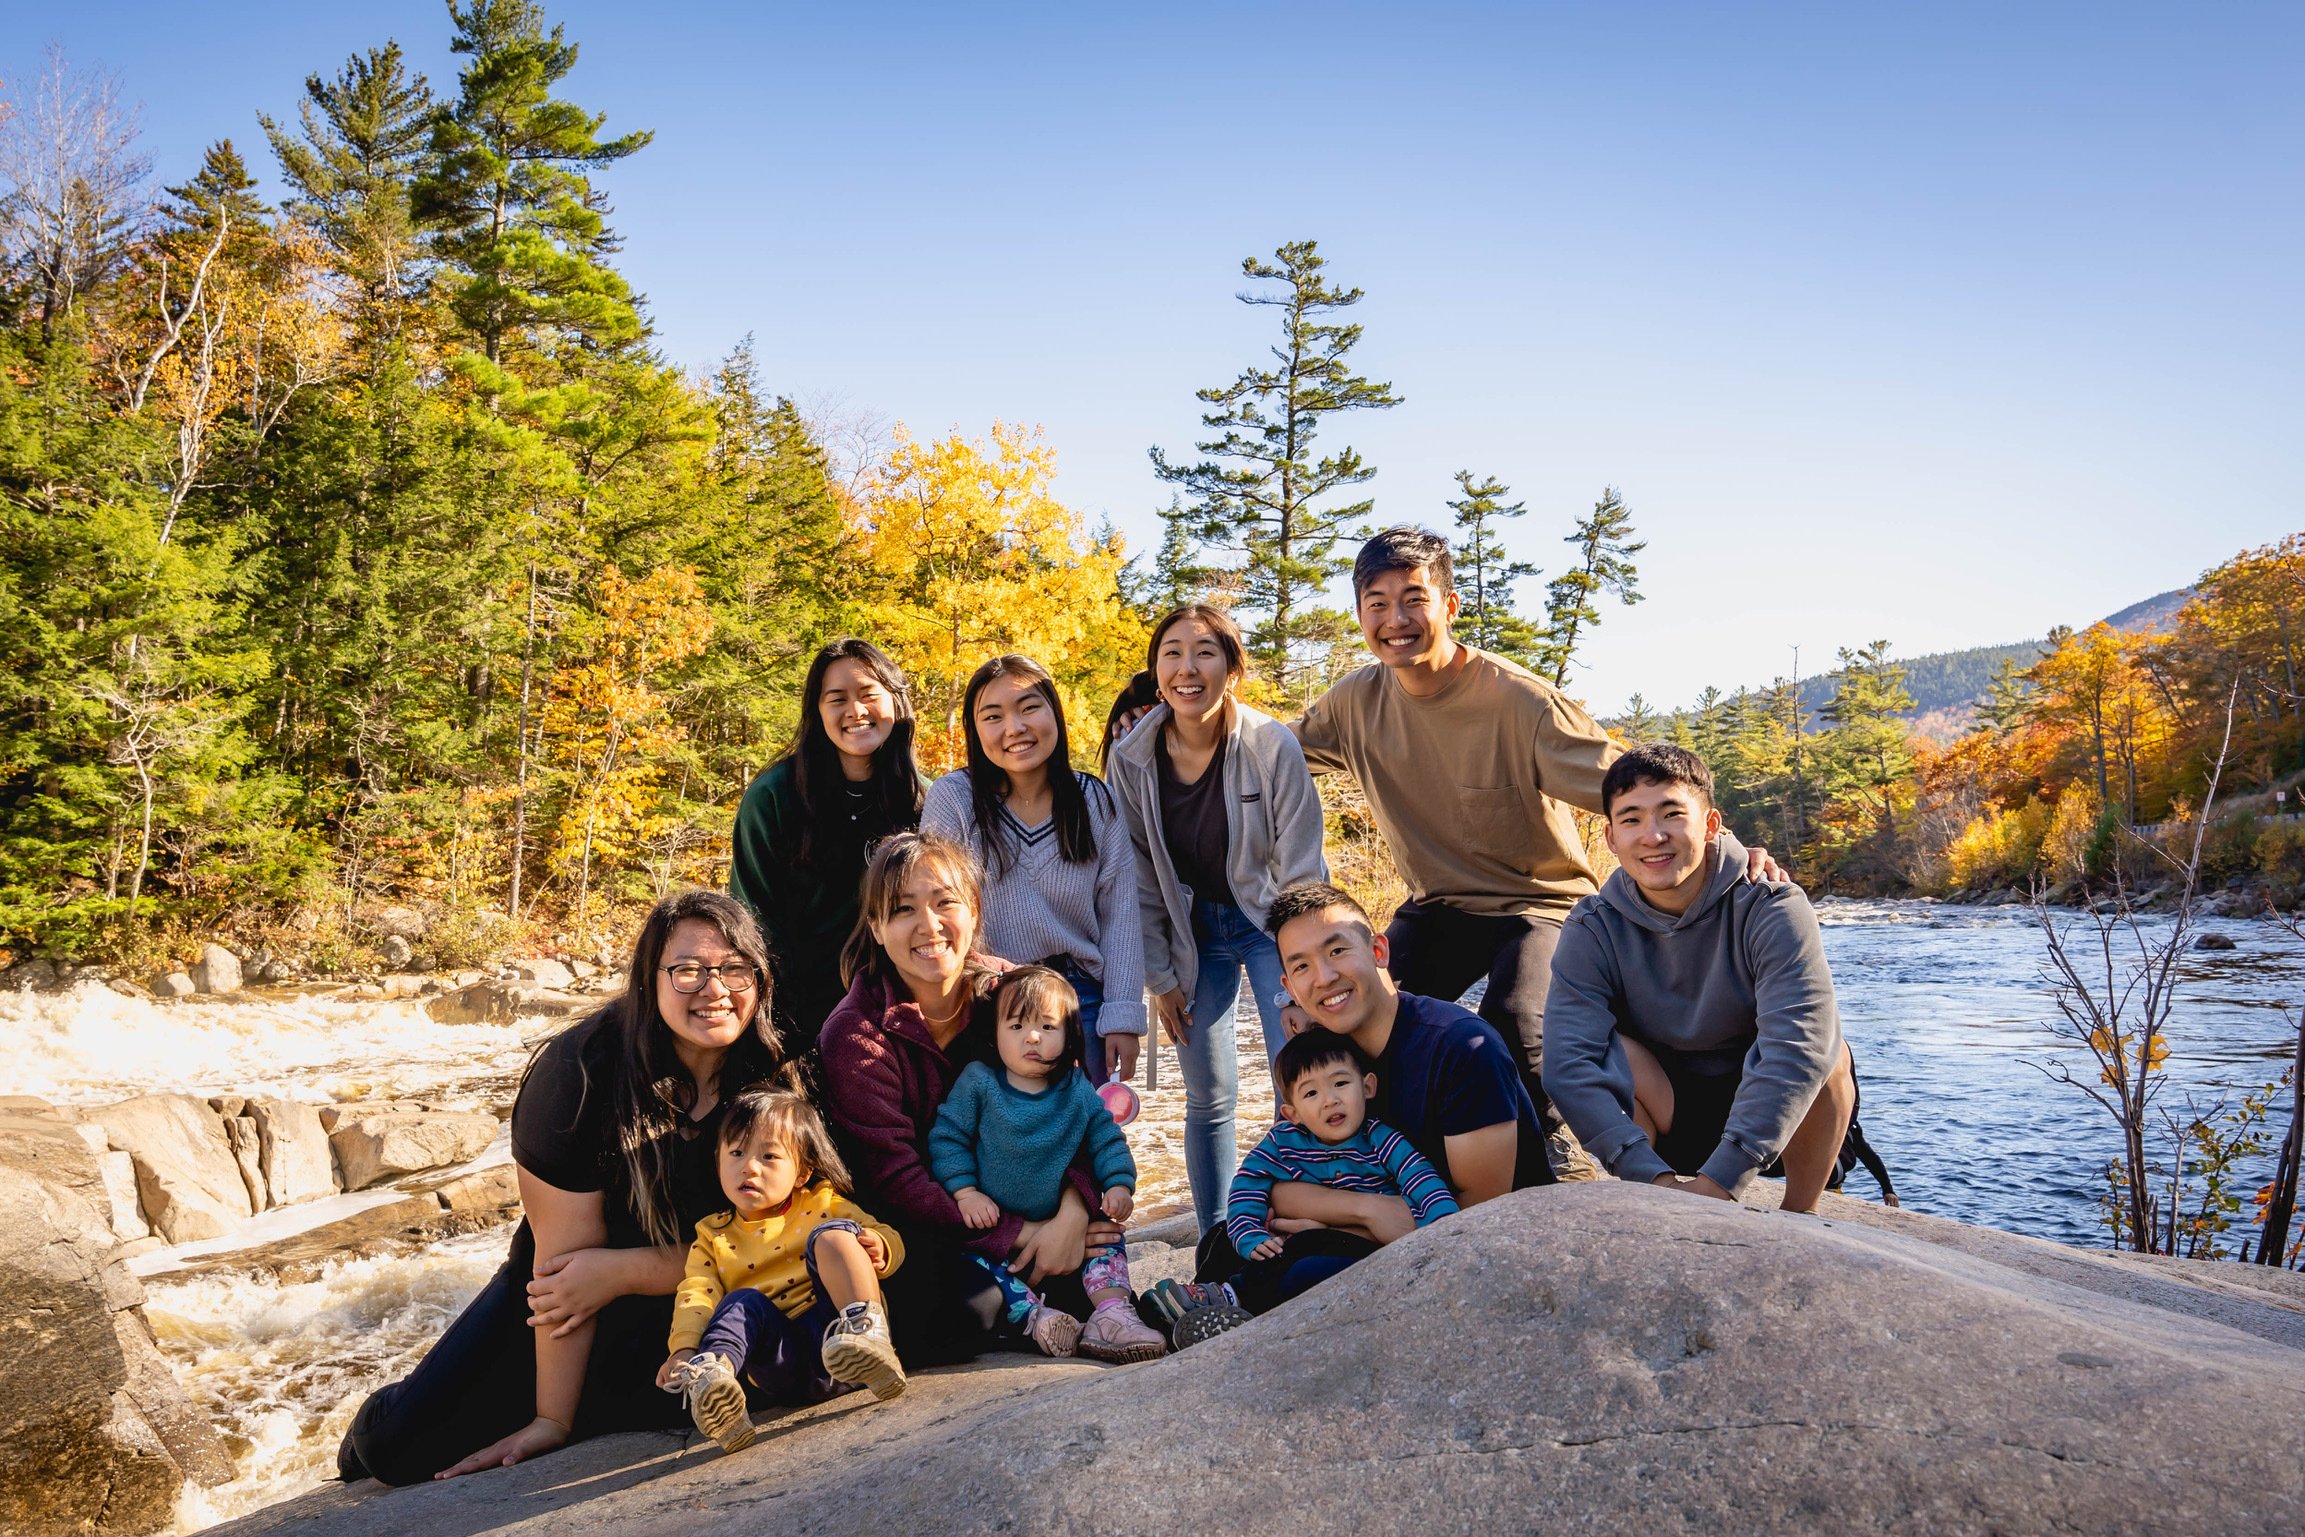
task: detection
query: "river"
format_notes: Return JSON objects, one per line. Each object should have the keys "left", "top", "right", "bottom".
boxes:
{"left": 5, "top": 899, "right": 2299, "bottom": 1529}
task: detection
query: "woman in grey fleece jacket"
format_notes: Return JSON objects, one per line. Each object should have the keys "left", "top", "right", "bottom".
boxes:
{"left": 1107, "top": 605, "right": 1328, "bottom": 1234}
{"left": 1542, "top": 745, "right": 1856, "bottom": 1213}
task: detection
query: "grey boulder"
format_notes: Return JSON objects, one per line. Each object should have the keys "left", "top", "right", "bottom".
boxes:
{"left": 328, "top": 1109, "right": 498, "bottom": 1190}
{"left": 87, "top": 1094, "right": 253, "bottom": 1243}
{"left": 191, "top": 942, "right": 242, "bottom": 994}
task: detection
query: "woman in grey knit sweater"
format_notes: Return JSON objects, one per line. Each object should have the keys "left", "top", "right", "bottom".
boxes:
{"left": 921, "top": 654, "right": 1147, "bottom": 1085}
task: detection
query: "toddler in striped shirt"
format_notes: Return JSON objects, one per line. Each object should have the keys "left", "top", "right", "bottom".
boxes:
{"left": 1150, "top": 1030, "right": 1458, "bottom": 1346}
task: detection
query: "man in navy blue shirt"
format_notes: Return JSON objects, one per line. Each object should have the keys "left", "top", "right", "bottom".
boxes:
{"left": 1266, "top": 882, "right": 1548, "bottom": 1231}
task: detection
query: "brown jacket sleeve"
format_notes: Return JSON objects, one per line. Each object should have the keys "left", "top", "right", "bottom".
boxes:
{"left": 1533, "top": 688, "right": 1621, "bottom": 815}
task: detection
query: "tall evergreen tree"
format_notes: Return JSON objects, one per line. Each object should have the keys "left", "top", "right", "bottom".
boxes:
{"left": 1537, "top": 486, "right": 1644, "bottom": 686}
{"left": 1819, "top": 639, "right": 1915, "bottom": 842}
{"left": 261, "top": 43, "right": 436, "bottom": 312}
{"left": 1445, "top": 469, "right": 1543, "bottom": 665}
{"left": 413, "top": 0, "right": 651, "bottom": 365}
{"left": 1149, "top": 240, "right": 1400, "bottom": 693}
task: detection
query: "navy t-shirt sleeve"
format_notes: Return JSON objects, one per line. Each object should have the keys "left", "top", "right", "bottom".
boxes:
{"left": 1428, "top": 1007, "right": 1527, "bottom": 1137}
{"left": 510, "top": 1026, "right": 611, "bottom": 1193}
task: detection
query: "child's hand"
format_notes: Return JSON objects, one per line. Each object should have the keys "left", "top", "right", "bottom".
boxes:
{"left": 656, "top": 1347, "right": 695, "bottom": 1392}
{"left": 1250, "top": 1237, "right": 1285, "bottom": 1261}
{"left": 858, "top": 1228, "right": 888, "bottom": 1268}
{"left": 1101, "top": 1186, "right": 1133, "bottom": 1223}
{"left": 955, "top": 1188, "right": 1001, "bottom": 1230}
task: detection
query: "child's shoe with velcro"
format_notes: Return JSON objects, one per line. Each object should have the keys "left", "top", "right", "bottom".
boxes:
{"left": 674, "top": 1351, "right": 756, "bottom": 1453}
{"left": 1144, "top": 1278, "right": 1236, "bottom": 1330}
{"left": 820, "top": 1300, "right": 908, "bottom": 1401}
{"left": 1078, "top": 1300, "right": 1167, "bottom": 1363}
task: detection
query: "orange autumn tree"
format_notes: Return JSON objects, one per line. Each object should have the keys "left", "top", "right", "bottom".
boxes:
{"left": 850, "top": 422, "right": 1146, "bottom": 769}
{"left": 538, "top": 565, "right": 714, "bottom": 921}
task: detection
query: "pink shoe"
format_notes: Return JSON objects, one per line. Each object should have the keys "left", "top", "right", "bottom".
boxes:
{"left": 1078, "top": 1302, "right": 1167, "bottom": 1364}
{"left": 1025, "top": 1304, "right": 1081, "bottom": 1358}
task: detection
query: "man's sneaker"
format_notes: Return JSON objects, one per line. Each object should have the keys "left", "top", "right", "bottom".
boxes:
{"left": 820, "top": 1300, "right": 908, "bottom": 1402}
{"left": 1024, "top": 1303, "right": 1082, "bottom": 1358}
{"left": 674, "top": 1351, "right": 755, "bottom": 1453}
{"left": 1078, "top": 1301, "right": 1167, "bottom": 1364}
{"left": 1171, "top": 1302, "right": 1254, "bottom": 1349}
{"left": 1144, "top": 1278, "right": 1237, "bottom": 1330}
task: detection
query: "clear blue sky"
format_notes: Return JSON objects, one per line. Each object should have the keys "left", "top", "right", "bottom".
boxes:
{"left": 11, "top": 2, "right": 2301, "bottom": 711}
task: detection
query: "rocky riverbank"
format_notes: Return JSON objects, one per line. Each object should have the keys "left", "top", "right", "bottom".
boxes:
{"left": 199, "top": 1181, "right": 2303, "bottom": 1537}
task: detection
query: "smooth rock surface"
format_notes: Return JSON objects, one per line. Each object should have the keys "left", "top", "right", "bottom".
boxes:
{"left": 250, "top": 1098, "right": 339, "bottom": 1207}
{"left": 328, "top": 1109, "right": 498, "bottom": 1190}
{"left": 1, "top": 1099, "right": 230, "bottom": 1536}
{"left": 380, "top": 934, "right": 414, "bottom": 967}
{"left": 511, "top": 957, "right": 576, "bottom": 989}
{"left": 89, "top": 1093, "right": 254, "bottom": 1243}
{"left": 192, "top": 942, "right": 243, "bottom": 994}
{"left": 215, "top": 1182, "right": 2305, "bottom": 1536}
{"left": 424, "top": 977, "right": 592, "bottom": 1025}
{"left": 153, "top": 970, "right": 195, "bottom": 999}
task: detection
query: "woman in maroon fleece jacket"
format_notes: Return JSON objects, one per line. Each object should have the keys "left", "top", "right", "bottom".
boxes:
{"left": 818, "top": 830, "right": 1115, "bottom": 1363}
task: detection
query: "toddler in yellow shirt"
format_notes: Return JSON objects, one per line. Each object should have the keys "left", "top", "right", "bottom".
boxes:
{"left": 658, "top": 1088, "right": 906, "bottom": 1453}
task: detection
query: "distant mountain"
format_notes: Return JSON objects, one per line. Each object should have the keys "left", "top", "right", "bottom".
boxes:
{"left": 1781, "top": 588, "right": 2192, "bottom": 733}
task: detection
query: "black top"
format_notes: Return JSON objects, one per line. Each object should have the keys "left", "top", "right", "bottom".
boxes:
{"left": 730, "top": 757, "right": 919, "bottom": 1041}
{"left": 1369, "top": 992, "right": 1550, "bottom": 1192}
{"left": 1156, "top": 727, "right": 1233, "bottom": 910}
{"left": 511, "top": 1011, "right": 744, "bottom": 1250}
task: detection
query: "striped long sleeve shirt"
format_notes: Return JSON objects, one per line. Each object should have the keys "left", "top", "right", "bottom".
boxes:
{"left": 1225, "top": 1117, "right": 1459, "bottom": 1256}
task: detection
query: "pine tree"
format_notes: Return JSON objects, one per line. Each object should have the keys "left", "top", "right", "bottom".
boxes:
{"left": 1537, "top": 487, "right": 1644, "bottom": 686}
{"left": 1445, "top": 470, "right": 1544, "bottom": 665}
{"left": 1148, "top": 240, "right": 1400, "bottom": 694}
{"left": 261, "top": 43, "right": 436, "bottom": 312}
{"left": 414, "top": 0, "right": 651, "bottom": 365}
{"left": 1818, "top": 640, "right": 1915, "bottom": 842}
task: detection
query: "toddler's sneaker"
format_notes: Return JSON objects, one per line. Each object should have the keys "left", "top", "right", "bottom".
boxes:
{"left": 1144, "top": 1278, "right": 1237, "bottom": 1330}
{"left": 820, "top": 1300, "right": 908, "bottom": 1402}
{"left": 673, "top": 1351, "right": 755, "bottom": 1453}
{"left": 1024, "top": 1303, "right": 1082, "bottom": 1358}
{"left": 1171, "top": 1302, "right": 1254, "bottom": 1349}
{"left": 1078, "top": 1300, "right": 1167, "bottom": 1364}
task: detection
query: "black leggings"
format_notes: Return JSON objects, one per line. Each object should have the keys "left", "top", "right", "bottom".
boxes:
{"left": 1383, "top": 899, "right": 1563, "bottom": 1109}
{"left": 337, "top": 1225, "right": 685, "bottom": 1486}
{"left": 1194, "top": 1225, "right": 1382, "bottom": 1314}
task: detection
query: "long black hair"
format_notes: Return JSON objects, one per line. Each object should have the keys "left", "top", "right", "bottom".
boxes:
{"left": 783, "top": 637, "right": 923, "bottom": 868}
{"left": 525, "top": 889, "right": 794, "bottom": 1247}
{"left": 1098, "top": 669, "right": 1160, "bottom": 773}
{"left": 960, "top": 653, "right": 1104, "bottom": 876}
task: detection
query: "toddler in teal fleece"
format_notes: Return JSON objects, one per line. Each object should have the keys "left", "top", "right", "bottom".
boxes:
{"left": 928, "top": 966, "right": 1166, "bottom": 1363}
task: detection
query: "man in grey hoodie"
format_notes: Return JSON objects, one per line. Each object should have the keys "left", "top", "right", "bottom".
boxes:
{"left": 1542, "top": 743, "right": 1857, "bottom": 1212}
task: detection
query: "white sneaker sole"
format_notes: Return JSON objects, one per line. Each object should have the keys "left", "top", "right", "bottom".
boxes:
{"left": 689, "top": 1371, "right": 756, "bottom": 1453}
{"left": 822, "top": 1333, "right": 908, "bottom": 1402}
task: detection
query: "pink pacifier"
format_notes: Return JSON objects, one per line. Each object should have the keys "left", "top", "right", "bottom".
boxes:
{"left": 1096, "top": 1069, "right": 1139, "bottom": 1126}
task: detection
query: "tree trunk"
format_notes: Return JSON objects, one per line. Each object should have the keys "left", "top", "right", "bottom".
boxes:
{"left": 509, "top": 564, "right": 537, "bottom": 919}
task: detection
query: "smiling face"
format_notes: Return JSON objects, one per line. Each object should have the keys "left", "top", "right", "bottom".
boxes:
{"left": 817, "top": 656, "right": 899, "bottom": 774}
{"left": 1603, "top": 776, "right": 1725, "bottom": 914}
{"left": 868, "top": 863, "right": 977, "bottom": 998}
{"left": 1356, "top": 565, "right": 1460, "bottom": 672}
{"left": 1282, "top": 1058, "right": 1376, "bottom": 1145}
{"left": 1153, "top": 614, "right": 1236, "bottom": 724}
{"left": 996, "top": 993, "right": 1068, "bottom": 1084}
{"left": 718, "top": 1121, "right": 805, "bottom": 1221}
{"left": 970, "top": 671, "right": 1060, "bottom": 779}
{"left": 654, "top": 917, "right": 759, "bottom": 1059}
{"left": 1276, "top": 905, "right": 1397, "bottom": 1043}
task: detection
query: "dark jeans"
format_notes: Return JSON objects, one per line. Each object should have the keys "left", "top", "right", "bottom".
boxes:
{"left": 337, "top": 1223, "right": 685, "bottom": 1487}
{"left": 1384, "top": 898, "right": 1562, "bottom": 1109}
{"left": 1194, "top": 1225, "right": 1383, "bottom": 1314}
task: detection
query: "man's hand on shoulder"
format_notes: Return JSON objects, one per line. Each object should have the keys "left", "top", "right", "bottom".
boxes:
{"left": 1744, "top": 846, "right": 1791, "bottom": 885}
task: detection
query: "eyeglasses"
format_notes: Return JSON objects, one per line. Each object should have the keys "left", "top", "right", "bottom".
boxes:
{"left": 661, "top": 962, "right": 761, "bottom": 994}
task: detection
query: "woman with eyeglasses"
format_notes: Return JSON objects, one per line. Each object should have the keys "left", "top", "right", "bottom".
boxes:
{"left": 338, "top": 891, "right": 794, "bottom": 1485}
{"left": 730, "top": 638, "right": 926, "bottom": 1050}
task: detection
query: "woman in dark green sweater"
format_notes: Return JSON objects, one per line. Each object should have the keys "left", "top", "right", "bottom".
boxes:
{"left": 730, "top": 639, "right": 925, "bottom": 1052}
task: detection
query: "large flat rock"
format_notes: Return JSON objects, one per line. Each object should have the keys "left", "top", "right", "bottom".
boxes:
{"left": 216, "top": 1181, "right": 2304, "bottom": 1536}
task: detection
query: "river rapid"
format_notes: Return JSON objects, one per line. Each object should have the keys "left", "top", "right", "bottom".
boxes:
{"left": 6, "top": 900, "right": 2299, "bottom": 1529}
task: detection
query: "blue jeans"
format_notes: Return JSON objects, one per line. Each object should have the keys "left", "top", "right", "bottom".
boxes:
{"left": 1177, "top": 899, "right": 1289, "bottom": 1236}
{"left": 1048, "top": 957, "right": 1110, "bottom": 1081}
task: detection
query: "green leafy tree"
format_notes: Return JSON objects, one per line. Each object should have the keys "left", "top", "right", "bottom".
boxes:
{"left": 1537, "top": 486, "right": 1643, "bottom": 686}
{"left": 1445, "top": 470, "right": 1544, "bottom": 665}
{"left": 1819, "top": 639, "right": 1916, "bottom": 842}
{"left": 414, "top": 0, "right": 651, "bottom": 365}
{"left": 1149, "top": 240, "right": 1400, "bottom": 694}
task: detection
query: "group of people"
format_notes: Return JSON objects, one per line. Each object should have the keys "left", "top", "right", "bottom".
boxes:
{"left": 334, "top": 525, "right": 1870, "bottom": 1485}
